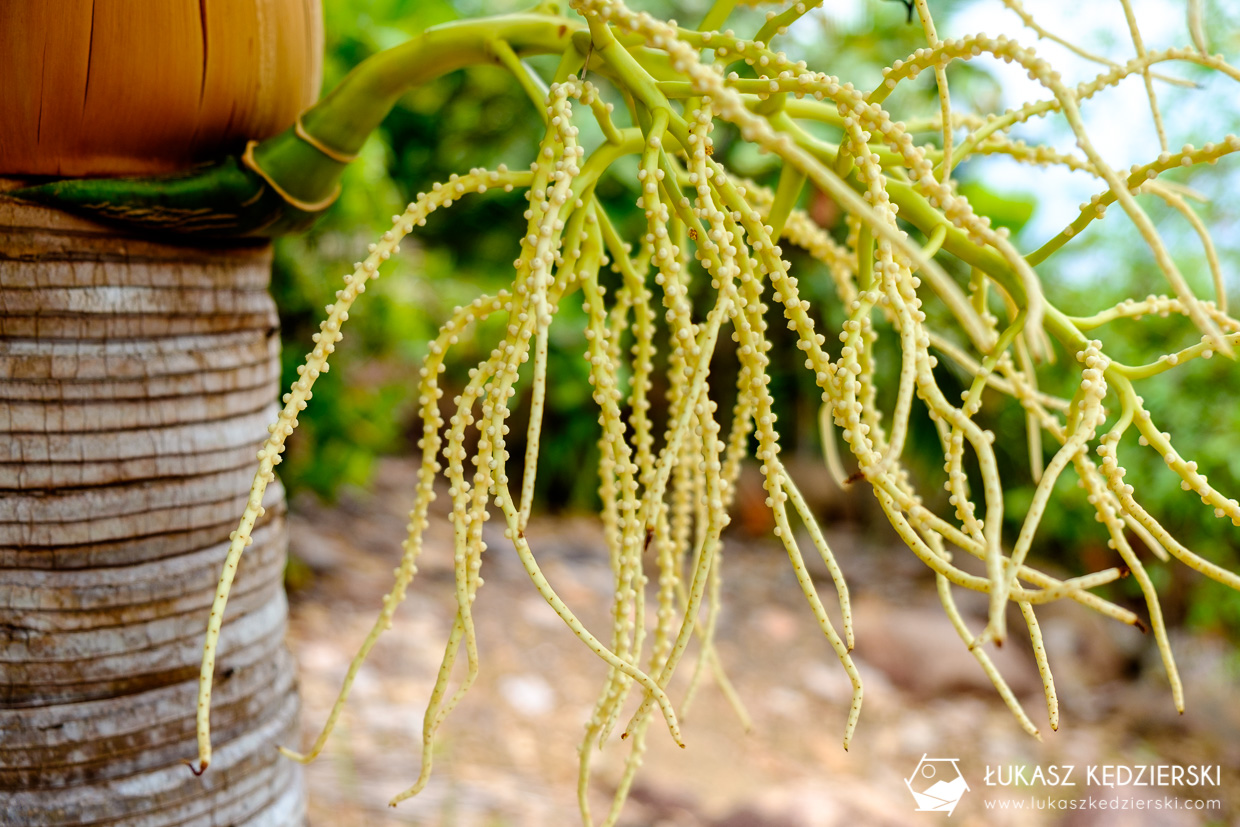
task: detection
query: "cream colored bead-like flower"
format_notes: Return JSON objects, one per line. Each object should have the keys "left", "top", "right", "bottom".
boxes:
{"left": 188, "top": 3, "right": 1240, "bottom": 823}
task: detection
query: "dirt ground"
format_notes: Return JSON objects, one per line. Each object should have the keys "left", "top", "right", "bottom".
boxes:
{"left": 282, "top": 457, "right": 1240, "bottom": 826}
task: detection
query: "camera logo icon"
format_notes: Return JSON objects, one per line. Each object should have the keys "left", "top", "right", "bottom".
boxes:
{"left": 905, "top": 754, "right": 970, "bottom": 815}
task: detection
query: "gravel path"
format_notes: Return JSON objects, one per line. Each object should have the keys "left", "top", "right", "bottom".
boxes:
{"left": 283, "top": 458, "right": 1240, "bottom": 826}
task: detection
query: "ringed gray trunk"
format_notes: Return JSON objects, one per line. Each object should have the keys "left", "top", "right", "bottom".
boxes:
{"left": 0, "top": 185, "right": 305, "bottom": 825}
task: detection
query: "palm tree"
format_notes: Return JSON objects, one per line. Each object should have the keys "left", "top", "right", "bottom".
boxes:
{"left": 0, "top": 3, "right": 320, "bottom": 822}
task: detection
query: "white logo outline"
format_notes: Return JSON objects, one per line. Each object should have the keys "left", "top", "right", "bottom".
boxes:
{"left": 905, "top": 754, "right": 970, "bottom": 815}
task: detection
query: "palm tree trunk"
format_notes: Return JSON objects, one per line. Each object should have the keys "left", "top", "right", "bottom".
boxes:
{"left": 0, "top": 184, "right": 304, "bottom": 824}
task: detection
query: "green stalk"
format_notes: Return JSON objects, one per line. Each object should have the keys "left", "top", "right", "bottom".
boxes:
{"left": 265, "top": 13, "right": 581, "bottom": 204}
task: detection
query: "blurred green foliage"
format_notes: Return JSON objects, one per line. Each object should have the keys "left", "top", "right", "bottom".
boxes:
{"left": 273, "top": 0, "right": 1240, "bottom": 634}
